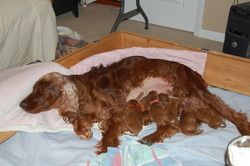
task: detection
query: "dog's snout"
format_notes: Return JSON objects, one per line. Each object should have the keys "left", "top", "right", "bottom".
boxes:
{"left": 19, "top": 100, "right": 27, "bottom": 109}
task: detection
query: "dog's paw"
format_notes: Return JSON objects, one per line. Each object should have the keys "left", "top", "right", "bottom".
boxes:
{"left": 78, "top": 133, "right": 92, "bottom": 140}
{"left": 138, "top": 139, "right": 153, "bottom": 146}
{"left": 76, "top": 129, "right": 93, "bottom": 140}
{"left": 62, "top": 111, "right": 77, "bottom": 123}
{"left": 138, "top": 133, "right": 166, "bottom": 145}
{"left": 95, "top": 144, "right": 108, "bottom": 155}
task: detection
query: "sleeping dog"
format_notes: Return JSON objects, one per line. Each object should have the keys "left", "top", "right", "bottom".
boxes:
{"left": 20, "top": 56, "right": 250, "bottom": 153}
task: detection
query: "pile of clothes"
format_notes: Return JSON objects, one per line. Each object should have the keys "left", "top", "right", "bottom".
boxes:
{"left": 55, "top": 26, "right": 88, "bottom": 59}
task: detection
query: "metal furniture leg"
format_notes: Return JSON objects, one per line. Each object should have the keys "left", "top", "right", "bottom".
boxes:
{"left": 110, "top": 0, "right": 149, "bottom": 33}
{"left": 73, "top": 0, "right": 79, "bottom": 17}
{"left": 136, "top": 0, "right": 148, "bottom": 29}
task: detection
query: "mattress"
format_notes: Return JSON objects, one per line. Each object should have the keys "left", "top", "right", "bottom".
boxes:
{"left": 0, "top": 0, "right": 58, "bottom": 70}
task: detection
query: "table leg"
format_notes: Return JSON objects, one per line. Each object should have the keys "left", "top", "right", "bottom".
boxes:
{"left": 110, "top": 0, "right": 149, "bottom": 33}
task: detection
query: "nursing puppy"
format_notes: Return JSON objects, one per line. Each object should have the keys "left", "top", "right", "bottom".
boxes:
{"left": 20, "top": 56, "right": 250, "bottom": 153}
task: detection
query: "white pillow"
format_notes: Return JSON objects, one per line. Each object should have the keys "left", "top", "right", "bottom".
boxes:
{"left": 0, "top": 62, "right": 73, "bottom": 132}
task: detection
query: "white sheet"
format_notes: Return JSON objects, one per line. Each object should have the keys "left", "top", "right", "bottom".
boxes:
{"left": 0, "top": 0, "right": 58, "bottom": 70}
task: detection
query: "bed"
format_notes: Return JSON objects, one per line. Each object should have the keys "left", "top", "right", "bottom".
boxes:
{"left": 0, "top": 32, "right": 250, "bottom": 165}
{"left": 0, "top": 0, "right": 58, "bottom": 70}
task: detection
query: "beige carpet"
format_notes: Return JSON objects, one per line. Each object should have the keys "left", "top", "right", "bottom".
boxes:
{"left": 56, "top": 3, "right": 223, "bottom": 52}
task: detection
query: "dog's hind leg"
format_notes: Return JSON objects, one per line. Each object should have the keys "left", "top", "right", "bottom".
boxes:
{"left": 198, "top": 91, "right": 250, "bottom": 135}
{"left": 175, "top": 66, "right": 250, "bottom": 135}
{"left": 139, "top": 123, "right": 180, "bottom": 145}
{"left": 196, "top": 108, "right": 226, "bottom": 129}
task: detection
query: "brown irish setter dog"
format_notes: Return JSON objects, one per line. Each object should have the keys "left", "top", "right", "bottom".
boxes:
{"left": 19, "top": 56, "right": 250, "bottom": 154}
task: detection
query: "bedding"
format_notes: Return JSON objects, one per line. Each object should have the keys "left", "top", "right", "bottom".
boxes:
{"left": 0, "top": 0, "right": 58, "bottom": 70}
{"left": 0, "top": 47, "right": 249, "bottom": 165}
{"left": 0, "top": 87, "right": 249, "bottom": 165}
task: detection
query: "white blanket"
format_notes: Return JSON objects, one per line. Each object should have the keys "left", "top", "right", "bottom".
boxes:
{"left": 0, "top": 0, "right": 58, "bottom": 70}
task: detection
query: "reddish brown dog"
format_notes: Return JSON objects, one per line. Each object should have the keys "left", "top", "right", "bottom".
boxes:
{"left": 19, "top": 56, "right": 250, "bottom": 154}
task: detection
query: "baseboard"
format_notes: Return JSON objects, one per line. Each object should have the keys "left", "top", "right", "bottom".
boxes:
{"left": 194, "top": 28, "right": 225, "bottom": 43}
{"left": 86, "top": 0, "right": 96, "bottom": 4}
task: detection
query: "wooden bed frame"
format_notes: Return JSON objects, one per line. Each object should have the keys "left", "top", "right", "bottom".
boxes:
{"left": 1, "top": 31, "right": 250, "bottom": 143}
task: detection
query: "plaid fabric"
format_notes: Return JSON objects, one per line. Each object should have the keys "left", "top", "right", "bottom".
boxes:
{"left": 55, "top": 35, "right": 88, "bottom": 59}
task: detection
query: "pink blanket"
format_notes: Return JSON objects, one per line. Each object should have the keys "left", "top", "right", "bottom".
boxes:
{"left": 71, "top": 47, "right": 206, "bottom": 75}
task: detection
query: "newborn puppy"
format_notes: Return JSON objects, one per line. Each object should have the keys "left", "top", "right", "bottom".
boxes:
{"left": 139, "top": 91, "right": 181, "bottom": 144}
{"left": 159, "top": 93, "right": 179, "bottom": 127}
{"left": 148, "top": 91, "right": 168, "bottom": 126}
{"left": 125, "top": 99, "right": 144, "bottom": 135}
{"left": 179, "top": 109, "right": 202, "bottom": 135}
{"left": 140, "top": 90, "right": 158, "bottom": 111}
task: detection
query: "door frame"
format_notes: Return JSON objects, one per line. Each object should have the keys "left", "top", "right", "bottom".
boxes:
{"left": 194, "top": 0, "right": 225, "bottom": 42}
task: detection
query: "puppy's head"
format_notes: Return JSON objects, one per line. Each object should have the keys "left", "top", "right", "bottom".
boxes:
{"left": 125, "top": 99, "right": 144, "bottom": 135}
{"left": 20, "top": 72, "right": 65, "bottom": 113}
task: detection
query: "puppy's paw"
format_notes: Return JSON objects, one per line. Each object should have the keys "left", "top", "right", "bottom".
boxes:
{"left": 138, "top": 139, "right": 153, "bottom": 146}
{"left": 138, "top": 133, "right": 165, "bottom": 145}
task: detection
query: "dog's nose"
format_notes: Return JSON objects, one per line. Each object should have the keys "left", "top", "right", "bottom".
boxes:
{"left": 19, "top": 101, "right": 27, "bottom": 109}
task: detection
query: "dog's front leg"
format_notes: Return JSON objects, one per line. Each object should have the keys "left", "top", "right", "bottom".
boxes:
{"left": 73, "top": 114, "right": 96, "bottom": 140}
{"left": 96, "top": 111, "right": 125, "bottom": 154}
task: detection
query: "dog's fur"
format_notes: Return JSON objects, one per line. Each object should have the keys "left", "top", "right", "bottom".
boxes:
{"left": 20, "top": 56, "right": 250, "bottom": 153}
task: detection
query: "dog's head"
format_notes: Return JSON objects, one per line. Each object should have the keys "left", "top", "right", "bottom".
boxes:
{"left": 19, "top": 72, "right": 65, "bottom": 113}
